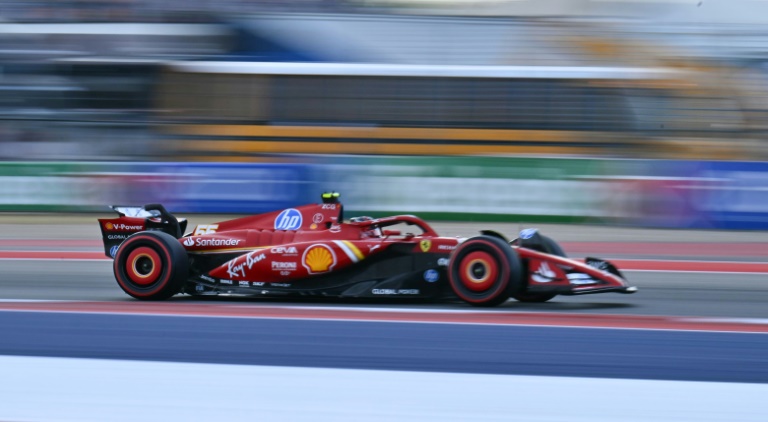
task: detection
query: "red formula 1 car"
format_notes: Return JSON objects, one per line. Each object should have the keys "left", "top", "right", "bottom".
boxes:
{"left": 98, "top": 193, "right": 636, "bottom": 306}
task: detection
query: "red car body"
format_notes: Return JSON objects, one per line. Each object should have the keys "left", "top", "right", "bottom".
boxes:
{"left": 99, "top": 194, "right": 636, "bottom": 306}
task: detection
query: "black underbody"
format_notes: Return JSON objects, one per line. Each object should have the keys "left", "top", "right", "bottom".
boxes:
{"left": 182, "top": 244, "right": 454, "bottom": 300}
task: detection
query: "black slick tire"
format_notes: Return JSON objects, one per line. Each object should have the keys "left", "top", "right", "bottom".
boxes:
{"left": 448, "top": 235, "right": 522, "bottom": 307}
{"left": 113, "top": 231, "right": 189, "bottom": 300}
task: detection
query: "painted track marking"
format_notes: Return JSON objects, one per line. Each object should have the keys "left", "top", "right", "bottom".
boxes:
{"left": 1, "top": 301, "right": 768, "bottom": 333}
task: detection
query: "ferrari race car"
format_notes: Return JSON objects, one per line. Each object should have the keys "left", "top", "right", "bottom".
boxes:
{"left": 98, "top": 193, "right": 636, "bottom": 306}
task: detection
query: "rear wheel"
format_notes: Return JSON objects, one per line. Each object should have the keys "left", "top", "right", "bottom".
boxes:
{"left": 512, "top": 234, "right": 564, "bottom": 303}
{"left": 113, "top": 231, "right": 188, "bottom": 300}
{"left": 448, "top": 235, "right": 522, "bottom": 307}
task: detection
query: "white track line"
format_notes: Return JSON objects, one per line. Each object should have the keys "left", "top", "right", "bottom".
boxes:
{"left": 1, "top": 356, "right": 766, "bottom": 422}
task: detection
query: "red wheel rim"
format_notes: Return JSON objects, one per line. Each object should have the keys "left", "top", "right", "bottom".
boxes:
{"left": 125, "top": 247, "right": 162, "bottom": 286}
{"left": 459, "top": 251, "right": 498, "bottom": 292}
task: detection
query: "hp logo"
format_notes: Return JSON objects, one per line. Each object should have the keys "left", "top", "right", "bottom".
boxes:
{"left": 109, "top": 245, "right": 119, "bottom": 258}
{"left": 424, "top": 269, "right": 439, "bottom": 283}
{"left": 274, "top": 208, "right": 303, "bottom": 230}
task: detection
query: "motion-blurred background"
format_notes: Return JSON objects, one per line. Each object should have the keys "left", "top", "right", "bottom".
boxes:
{"left": 2, "top": 0, "right": 768, "bottom": 229}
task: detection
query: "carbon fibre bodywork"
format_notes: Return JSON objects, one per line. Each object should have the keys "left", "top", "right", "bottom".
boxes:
{"left": 98, "top": 196, "right": 636, "bottom": 305}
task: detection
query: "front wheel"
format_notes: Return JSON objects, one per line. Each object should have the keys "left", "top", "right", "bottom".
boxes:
{"left": 448, "top": 235, "right": 522, "bottom": 307}
{"left": 113, "top": 231, "right": 189, "bottom": 300}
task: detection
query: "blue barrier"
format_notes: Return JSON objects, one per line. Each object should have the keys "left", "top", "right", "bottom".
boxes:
{"left": 693, "top": 161, "right": 768, "bottom": 230}
{"left": 164, "top": 159, "right": 766, "bottom": 230}
{"left": 21, "top": 161, "right": 320, "bottom": 214}
{"left": 2, "top": 159, "right": 767, "bottom": 230}
{"left": 137, "top": 162, "right": 320, "bottom": 214}
{"left": 600, "top": 159, "right": 768, "bottom": 230}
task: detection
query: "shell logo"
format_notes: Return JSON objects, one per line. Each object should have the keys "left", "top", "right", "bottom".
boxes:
{"left": 302, "top": 244, "right": 336, "bottom": 274}
{"left": 105, "top": 222, "right": 114, "bottom": 230}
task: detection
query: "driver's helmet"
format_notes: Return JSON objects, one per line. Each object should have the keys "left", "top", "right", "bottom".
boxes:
{"left": 363, "top": 226, "right": 382, "bottom": 238}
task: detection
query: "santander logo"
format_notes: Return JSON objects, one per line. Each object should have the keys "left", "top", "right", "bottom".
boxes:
{"left": 182, "top": 237, "right": 241, "bottom": 248}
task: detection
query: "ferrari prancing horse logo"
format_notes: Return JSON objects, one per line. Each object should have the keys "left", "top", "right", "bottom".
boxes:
{"left": 420, "top": 240, "right": 431, "bottom": 253}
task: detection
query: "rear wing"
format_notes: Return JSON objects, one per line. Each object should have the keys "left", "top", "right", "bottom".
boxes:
{"left": 98, "top": 204, "right": 188, "bottom": 258}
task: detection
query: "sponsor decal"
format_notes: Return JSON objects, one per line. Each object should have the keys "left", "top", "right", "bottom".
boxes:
{"left": 246, "top": 252, "right": 266, "bottom": 269}
{"left": 191, "top": 238, "right": 241, "bottom": 248}
{"left": 302, "top": 244, "right": 337, "bottom": 274}
{"left": 193, "top": 224, "right": 218, "bottom": 235}
{"left": 183, "top": 237, "right": 194, "bottom": 247}
{"left": 313, "top": 213, "right": 324, "bottom": 223}
{"left": 109, "top": 245, "right": 119, "bottom": 258}
{"left": 107, "top": 234, "right": 127, "bottom": 240}
{"left": 437, "top": 258, "right": 449, "bottom": 267}
{"left": 274, "top": 208, "right": 303, "bottom": 230}
{"left": 310, "top": 224, "right": 318, "bottom": 230}
{"left": 321, "top": 203, "right": 336, "bottom": 210}
{"left": 420, "top": 240, "right": 432, "bottom": 253}
{"left": 272, "top": 261, "right": 297, "bottom": 271}
{"left": 226, "top": 252, "right": 265, "bottom": 280}
{"left": 372, "top": 289, "right": 420, "bottom": 295}
{"left": 423, "top": 269, "right": 439, "bottom": 282}
{"left": 369, "top": 244, "right": 381, "bottom": 252}
{"left": 220, "top": 279, "right": 233, "bottom": 285}
{"left": 238, "top": 281, "right": 249, "bottom": 287}
{"left": 105, "top": 223, "right": 143, "bottom": 231}
{"left": 520, "top": 228, "right": 538, "bottom": 240}
{"left": 531, "top": 261, "right": 558, "bottom": 283}
{"left": 199, "top": 275, "right": 215, "bottom": 282}
{"left": 270, "top": 283, "right": 291, "bottom": 287}
{"left": 252, "top": 282, "right": 265, "bottom": 287}
{"left": 195, "top": 284, "right": 205, "bottom": 292}
{"left": 270, "top": 246, "right": 298, "bottom": 255}
{"left": 329, "top": 224, "right": 341, "bottom": 233}
{"left": 227, "top": 260, "right": 247, "bottom": 279}
{"left": 437, "top": 244, "right": 455, "bottom": 251}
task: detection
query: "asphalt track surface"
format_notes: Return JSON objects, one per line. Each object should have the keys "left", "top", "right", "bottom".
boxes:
{"left": 0, "top": 215, "right": 766, "bottom": 318}
{"left": 2, "top": 260, "right": 768, "bottom": 318}
{"left": 2, "top": 310, "right": 767, "bottom": 383}
{"left": 1, "top": 215, "right": 768, "bottom": 421}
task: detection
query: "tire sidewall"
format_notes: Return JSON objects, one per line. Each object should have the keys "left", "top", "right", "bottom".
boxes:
{"left": 113, "top": 231, "right": 188, "bottom": 300}
{"left": 448, "top": 235, "right": 522, "bottom": 306}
